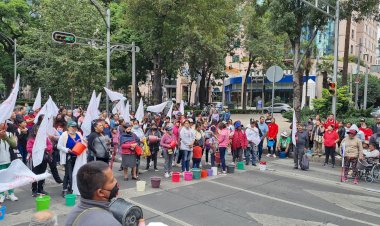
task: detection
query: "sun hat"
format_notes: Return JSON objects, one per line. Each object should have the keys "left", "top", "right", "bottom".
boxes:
{"left": 281, "top": 131, "right": 289, "bottom": 137}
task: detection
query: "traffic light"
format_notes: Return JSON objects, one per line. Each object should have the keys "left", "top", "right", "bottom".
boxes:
{"left": 52, "top": 31, "right": 76, "bottom": 44}
{"left": 328, "top": 81, "right": 336, "bottom": 95}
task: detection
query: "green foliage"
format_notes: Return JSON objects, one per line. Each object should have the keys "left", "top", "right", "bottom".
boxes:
{"left": 313, "top": 86, "right": 352, "bottom": 117}
{"left": 356, "top": 74, "right": 380, "bottom": 107}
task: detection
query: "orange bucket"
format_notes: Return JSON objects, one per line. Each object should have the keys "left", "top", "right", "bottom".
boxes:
{"left": 71, "top": 142, "right": 86, "bottom": 156}
{"left": 201, "top": 170, "right": 208, "bottom": 178}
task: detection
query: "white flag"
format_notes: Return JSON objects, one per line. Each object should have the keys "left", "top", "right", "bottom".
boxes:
{"left": 166, "top": 102, "right": 173, "bottom": 119}
{"left": 104, "top": 87, "right": 126, "bottom": 102}
{"left": 292, "top": 109, "right": 297, "bottom": 147}
{"left": 34, "top": 96, "right": 59, "bottom": 123}
{"left": 81, "top": 91, "right": 97, "bottom": 137}
{"left": 179, "top": 100, "right": 185, "bottom": 115}
{"left": 32, "top": 88, "right": 42, "bottom": 111}
{"left": 147, "top": 101, "right": 168, "bottom": 113}
{"left": 32, "top": 115, "right": 49, "bottom": 167}
{"left": 135, "top": 98, "right": 144, "bottom": 122}
{"left": 0, "top": 75, "right": 20, "bottom": 123}
{"left": 123, "top": 101, "right": 131, "bottom": 123}
{"left": 113, "top": 99, "right": 125, "bottom": 115}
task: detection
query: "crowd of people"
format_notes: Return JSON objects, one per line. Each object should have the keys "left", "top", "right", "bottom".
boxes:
{"left": 1, "top": 102, "right": 380, "bottom": 207}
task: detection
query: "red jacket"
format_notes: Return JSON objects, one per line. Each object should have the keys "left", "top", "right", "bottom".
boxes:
{"left": 324, "top": 119, "right": 338, "bottom": 130}
{"left": 267, "top": 123, "right": 279, "bottom": 140}
{"left": 359, "top": 127, "right": 373, "bottom": 141}
{"left": 323, "top": 130, "right": 339, "bottom": 147}
{"left": 231, "top": 130, "right": 248, "bottom": 151}
{"left": 193, "top": 146, "right": 202, "bottom": 159}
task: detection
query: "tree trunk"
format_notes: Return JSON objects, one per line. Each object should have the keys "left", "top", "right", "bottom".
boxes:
{"left": 206, "top": 71, "right": 212, "bottom": 104}
{"left": 242, "top": 53, "right": 253, "bottom": 110}
{"left": 322, "top": 71, "right": 328, "bottom": 89}
{"left": 342, "top": 14, "right": 352, "bottom": 86}
{"left": 188, "top": 80, "right": 193, "bottom": 105}
{"left": 293, "top": 37, "right": 302, "bottom": 122}
{"left": 198, "top": 67, "right": 207, "bottom": 108}
{"left": 152, "top": 53, "right": 163, "bottom": 104}
{"left": 304, "top": 49, "right": 312, "bottom": 107}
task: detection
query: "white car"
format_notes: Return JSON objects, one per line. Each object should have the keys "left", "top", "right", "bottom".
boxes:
{"left": 263, "top": 103, "right": 292, "bottom": 113}
{"left": 371, "top": 108, "right": 380, "bottom": 118}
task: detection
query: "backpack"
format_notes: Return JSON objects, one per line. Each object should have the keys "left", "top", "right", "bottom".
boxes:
{"left": 300, "top": 154, "right": 309, "bottom": 170}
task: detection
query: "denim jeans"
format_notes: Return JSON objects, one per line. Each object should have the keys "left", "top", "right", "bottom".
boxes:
{"left": 177, "top": 149, "right": 184, "bottom": 164}
{"left": 181, "top": 150, "right": 192, "bottom": 172}
{"left": 245, "top": 144, "right": 258, "bottom": 165}
{"left": 219, "top": 147, "right": 227, "bottom": 171}
{"left": 192, "top": 158, "right": 201, "bottom": 168}
{"left": 210, "top": 153, "right": 215, "bottom": 167}
{"left": 258, "top": 140, "right": 264, "bottom": 160}
{"left": 63, "top": 155, "right": 76, "bottom": 191}
{"left": 163, "top": 150, "right": 173, "bottom": 173}
{"left": 18, "top": 144, "right": 27, "bottom": 164}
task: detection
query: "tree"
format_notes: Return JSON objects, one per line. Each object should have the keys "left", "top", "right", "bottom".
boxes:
{"left": 357, "top": 74, "right": 380, "bottom": 108}
{"left": 317, "top": 60, "right": 333, "bottom": 89}
{"left": 268, "top": 0, "right": 333, "bottom": 121}
{"left": 313, "top": 86, "right": 351, "bottom": 117}
{"left": 242, "top": 3, "right": 286, "bottom": 110}
{"left": 340, "top": 0, "right": 380, "bottom": 86}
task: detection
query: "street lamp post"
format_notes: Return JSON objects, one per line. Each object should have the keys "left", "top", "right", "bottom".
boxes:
{"left": 106, "top": 8, "right": 111, "bottom": 115}
{"left": 363, "top": 65, "right": 368, "bottom": 109}
{"left": 14, "top": 39, "right": 17, "bottom": 83}
{"left": 355, "top": 42, "right": 363, "bottom": 109}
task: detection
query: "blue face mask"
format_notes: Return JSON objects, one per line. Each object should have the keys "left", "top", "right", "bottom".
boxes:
{"left": 133, "top": 125, "right": 139, "bottom": 129}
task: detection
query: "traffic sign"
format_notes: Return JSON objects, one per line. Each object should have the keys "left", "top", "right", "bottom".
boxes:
{"left": 266, "top": 66, "right": 284, "bottom": 83}
{"left": 52, "top": 31, "right": 76, "bottom": 44}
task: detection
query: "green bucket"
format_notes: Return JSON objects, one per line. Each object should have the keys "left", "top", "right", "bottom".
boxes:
{"left": 65, "top": 194, "right": 77, "bottom": 206}
{"left": 192, "top": 168, "right": 201, "bottom": 179}
{"left": 237, "top": 161, "right": 245, "bottom": 170}
{"left": 35, "top": 195, "right": 51, "bottom": 211}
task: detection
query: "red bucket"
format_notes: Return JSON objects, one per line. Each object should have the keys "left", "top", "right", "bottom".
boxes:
{"left": 171, "top": 172, "right": 180, "bottom": 183}
{"left": 71, "top": 142, "right": 86, "bottom": 156}
{"left": 215, "top": 152, "right": 221, "bottom": 164}
{"left": 201, "top": 170, "right": 208, "bottom": 178}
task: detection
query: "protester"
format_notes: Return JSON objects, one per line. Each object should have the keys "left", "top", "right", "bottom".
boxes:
{"left": 120, "top": 123, "right": 139, "bottom": 181}
{"left": 192, "top": 140, "right": 202, "bottom": 168}
{"left": 359, "top": 121, "right": 373, "bottom": 141}
{"left": 16, "top": 106, "right": 27, "bottom": 123}
{"left": 87, "top": 119, "right": 111, "bottom": 163}
{"left": 337, "top": 122, "right": 346, "bottom": 149}
{"left": 17, "top": 119, "right": 29, "bottom": 164}
{"left": 266, "top": 118, "right": 279, "bottom": 158}
{"left": 206, "top": 126, "right": 219, "bottom": 167}
{"left": 231, "top": 121, "right": 247, "bottom": 164}
{"left": 341, "top": 129, "right": 364, "bottom": 184}
{"left": 350, "top": 124, "right": 365, "bottom": 142}
{"left": 109, "top": 114, "right": 120, "bottom": 129}
{"left": 276, "top": 131, "right": 291, "bottom": 157}
{"left": 0, "top": 122, "right": 18, "bottom": 202}
{"left": 245, "top": 120, "right": 261, "bottom": 165}
{"left": 145, "top": 123, "right": 161, "bottom": 171}
{"left": 293, "top": 124, "right": 309, "bottom": 169}
{"left": 372, "top": 117, "right": 380, "bottom": 134}
{"left": 323, "top": 125, "right": 339, "bottom": 168}
{"left": 29, "top": 210, "right": 58, "bottom": 226}
{"left": 179, "top": 119, "right": 195, "bottom": 172}
{"left": 264, "top": 112, "right": 272, "bottom": 124}
{"left": 257, "top": 116, "right": 268, "bottom": 161}
{"left": 324, "top": 114, "right": 338, "bottom": 130}
{"left": 64, "top": 161, "right": 122, "bottom": 226}
{"left": 27, "top": 125, "right": 53, "bottom": 197}
{"left": 363, "top": 143, "right": 379, "bottom": 161}
{"left": 58, "top": 121, "right": 84, "bottom": 197}
{"left": 311, "top": 120, "right": 324, "bottom": 157}
{"left": 217, "top": 122, "right": 229, "bottom": 174}
{"left": 160, "top": 124, "right": 176, "bottom": 178}
{"left": 24, "top": 110, "right": 36, "bottom": 130}
{"left": 131, "top": 120, "right": 144, "bottom": 175}
{"left": 369, "top": 131, "right": 380, "bottom": 149}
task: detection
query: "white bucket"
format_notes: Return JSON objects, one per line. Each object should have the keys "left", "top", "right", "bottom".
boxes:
{"left": 212, "top": 167, "right": 218, "bottom": 176}
{"left": 259, "top": 164, "right": 266, "bottom": 171}
{"left": 136, "top": 181, "right": 146, "bottom": 192}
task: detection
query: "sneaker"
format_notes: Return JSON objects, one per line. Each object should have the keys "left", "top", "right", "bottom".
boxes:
{"left": 353, "top": 178, "right": 358, "bottom": 185}
{"left": 199, "top": 164, "right": 202, "bottom": 168}
{"left": 293, "top": 166, "right": 298, "bottom": 169}
{"left": 39, "top": 191, "right": 49, "bottom": 196}
{"left": 6, "top": 193, "right": 18, "bottom": 201}
{"left": 272, "top": 154, "right": 276, "bottom": 158}
{"left": 221, "top": 171, "right": 227, "bottom": 175}
{"left": 252, "top": 163, "right": 257, "bottom": 166}
{"left": 164, "top": 172, "right": 170, "bottom": 178}
{"left": 154, "top": 168, "right": 159, "bottom": 172}
{"left": 341, "top": 177, "right": 348, "bottom": 182}
{"left": 0, "top": 194, "right": 5, "bottom": 203}
{"left": 62, "top": 190, "right": 68, "bottom": 198}
{"left": 266, "top": 154, "right": 271, "bottom": 157}
{"left": 32, "top": 192, "right": 38, "bottom": 197}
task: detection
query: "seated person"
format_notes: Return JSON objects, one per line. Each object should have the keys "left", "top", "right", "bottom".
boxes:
{"left": 363, "top": 143, "right": 379, "bottom": 163}
{"left": 276, "top": 131, "right": 291, "bottom": 156}
{"left": 362, "top": 140, "right": 369, "bottom": 152}
{"left": 65, "top": 161, "right": 122, "bottom": 226}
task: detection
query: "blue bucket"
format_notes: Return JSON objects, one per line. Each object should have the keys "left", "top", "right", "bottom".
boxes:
{"left": 279, "top": 152, "right": 287, "bottom": 159}
{"left": 267, "top": 140, "right": 275, "bottom": 147}
{"left": 0, "top": 205, "right": 6, "bottom": 220}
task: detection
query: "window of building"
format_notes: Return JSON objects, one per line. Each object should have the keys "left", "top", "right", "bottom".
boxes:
{"left": 351, "top": 30, "right": 354, "bottom": 39}
{"left": 370, "top": 56, "right": 373, "bottom": 63}
{"left": 232, "top": 55, "right": 240, "bottom": 63}
{"left": 350, "top": 45, "right": 353, "bottom": 54}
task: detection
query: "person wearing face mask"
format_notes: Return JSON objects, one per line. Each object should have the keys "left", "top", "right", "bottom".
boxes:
{"left": 87, "top": 120, "right": 111, "bottom": 164}
{"left": 341, "top": 129, "right": 364, "bottom": 184}
{"left": 120, "top": 123, "right": 139, "bottom": 181}
{"left": 131, "top": 120, "right": 144, "bottom": 176}
{"left": 58, "top": 121, "right": 85, "bottom": 197}
{"left": 145, "top": 123, "right": 161, "bottom": 171}
{"left": 65, "top": 161, "right": 121, "bottom": 226}
{"left": 160, "top": 125, "right": 177, "bottom": 178}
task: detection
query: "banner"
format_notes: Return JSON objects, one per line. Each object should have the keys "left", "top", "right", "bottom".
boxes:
{"left": 292, "top": 109, "right": 297, "bottom": 147}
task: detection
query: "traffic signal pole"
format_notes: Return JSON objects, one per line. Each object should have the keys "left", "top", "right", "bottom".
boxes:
{"left": 106, "top": 8, "right": 111, "bottom": 115}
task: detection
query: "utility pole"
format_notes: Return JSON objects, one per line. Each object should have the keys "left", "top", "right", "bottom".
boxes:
{"left": 363, "top": 65, "right": 368, "bottom": 109}
{"left": 355, "top": 42, "right": 362, "bottom": 109}
{"left": 14, "top": 39, "right": 17, "bottom": 83}
{"left": 106, "top": 8, "right": 111, "bottom": 115}
{"left": 132, "top": 42, "right": 136, "bottom": 111}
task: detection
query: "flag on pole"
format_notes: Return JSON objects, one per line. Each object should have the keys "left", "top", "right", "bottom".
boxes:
{"left": 292, "top": 109, "right": 297, "bottom": 147}
{"left": 0, "top": 75, "right": 20, "bottom": 123}
{"left": 34, "top": 96, "right": 59, "bottom": 123}
{"left": 179, "top": 100, "right": 185, "bottom": 115}
{"left": 32, "top": 115, "right": 49, "bottom": 167}
{"left": 147, "top": 101, "right": 168, "bottom": 113}
{"left": 166, "top": 102, "right": 173, "bottom": 119}
{"left": 112, "top": 99, "right": 125, "bottom": 115}
{"left": 32, "top": 88, "right": 42, "bottom": 111}
{"left": 104, "top": 87, "right": 126, "bottom": 102}
{"left": 135, "top": 98, "right": 144, "bottom": 122}
{"left": 123, "top": 101, "right": 130, "bottom": 123}
{"left": 81, "top": 91, "right": 98, "bottom": 137}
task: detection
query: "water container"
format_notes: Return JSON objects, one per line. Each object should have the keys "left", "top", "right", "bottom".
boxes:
{"left": 35, "top": 195, "right": 51, "bottom": 211}
{"left": 267, "top": 140, "right": 275, "bottom": 148}
{"left": 172, "top": 172, "right": 181, "bottom": 182}
{"left": 227, "top": 164, "right": 235, "bottom": 174}
{"left": 184, "top": 172, "right": 193, "bottom": 181}
{"left": 259, "top": 161, "right": 267, "bottom": 171}
{"left": 0, "top": 206, "right": 6, "bottom": 220}
{"left": 151, "top": 177, "right": 161, "bottom": 188}
{"left": 215, "top": 152, "right": 221, "bottom": 164}
{"left": 136, "top": 181, "right": 146, "bottom": 192}
{"left": 192, "top": 169, "right": 201, "bottom": 179}
{"left": 237, "top": 161, "right": 245, "bottom": 170}
{"left": 207, "top": 169, "right": 213, "bottom": 176}
{"left": 65, "top": 194, "right": 77, "bottom": 206}
{"left": 201, "top": 170, "right": 208, "bottom": 178}
{"left": 211, "top": 167, "right": 218, "bottom": 176}
{"left": 279, "top": 152, "right": 287, "bottom": 159}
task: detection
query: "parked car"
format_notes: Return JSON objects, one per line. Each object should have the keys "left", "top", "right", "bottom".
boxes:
{"left": 371, "top": 107, "right": 380, "bottom": 118}
{"left": 263, "top": 103, "right": 292, "bottom": 113}
{"left": 211, "top": 102, "right": 223, "bottom": 111}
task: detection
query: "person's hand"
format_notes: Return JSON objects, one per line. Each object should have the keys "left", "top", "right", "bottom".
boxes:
{"left": 0, "top": 130, "right": 6, "bottom": 139}
{"left": 68, "top": 149, "right": 72, "bottom": 153}
{"left": 48, "top": 135, "right": 54, "bottom": 140}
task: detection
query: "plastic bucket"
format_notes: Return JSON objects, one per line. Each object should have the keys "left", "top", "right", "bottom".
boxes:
{"left": 268, "top": 140, "right": 275, "bottom": 147}
{"left": 211, "top": 167, "right": 218, "bottom": 176}
{"left": 192, "top": 169, "right": 201, "bottom": 179}
{"left": 207, "top": 169, "right": 213, "bottom": 176}
{"left": 71, "top": 142, "right": 86, "bottom": 156}
{"left": 151, "top": 177, "right": 161, "bottom": 188}
{"left": 259, "top": 162, "right": 267, "bottom": 171}
{"left": 184, "top": 172, "right": 193, "bottom": 181}
{"left": 0, "top": 206, "right": 6, "bottom": 220}
{"left": 35, "top": 195, "right": 51, "bottom": 211}
{"left": 172, "top": 172, "right": 181, "bottom": 182}
{"left": 237, "top": 161, "right": 245, "bottom": 170}
{"left": 279, "top": 152, "right": 287, "bottom": 159}
{"left": 201, "top": 170, "right": 208, "bottom": 178}
{"left": 136, "top": 181, "right": 146, "bottom": 192}
{"left": 215, "top": 152, "right": 221, "bottom": 164}
{"left": 65, "top": 194, "right": 77, "bottom": 206}
{"left": 227, "top": 165, "right": 235, "bottom": 174}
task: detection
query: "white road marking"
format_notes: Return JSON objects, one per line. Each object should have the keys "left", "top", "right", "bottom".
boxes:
{"left": 247, "top": 212, "right": 339, "bottom": 226}
{"left": 208, "top": 180, "right": 379, "bottom": 226}
{"left": 306, "top": 190, "right": 380, "bottom": 217}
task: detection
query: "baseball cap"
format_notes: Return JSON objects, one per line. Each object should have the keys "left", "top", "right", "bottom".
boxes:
{"left": 347, "top": 129, "right": 357, "bottom": 135}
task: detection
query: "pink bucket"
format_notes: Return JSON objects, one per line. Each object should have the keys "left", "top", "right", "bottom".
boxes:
{"left": 184, "top": 172, "right": 193, "bottom": 181}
